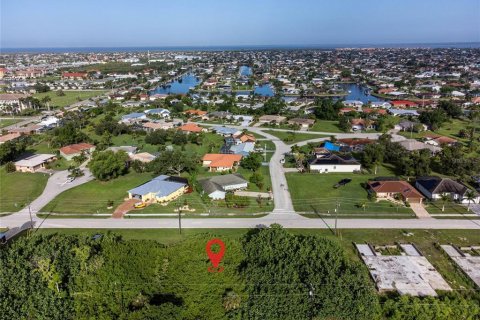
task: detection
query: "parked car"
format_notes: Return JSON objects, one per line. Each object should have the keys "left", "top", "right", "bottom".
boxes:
{"left": 333, "top": 178, "right": 352, "bottom": 188}
{"left": 134, "top": 202, "right": 146, "bottom": 209}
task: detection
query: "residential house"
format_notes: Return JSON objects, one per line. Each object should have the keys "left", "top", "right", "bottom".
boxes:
{"left": 423, "top": 134, "right": 458, "bottom": 147}
{"left": 107, "top": 146, "right": 138, "bottom": 157}
{"left": 142, "top": 121, "right": 175, "bottom": 132}
{"left": 128, "top": 175, "right": 188, "bottom": 203}
{"left": 184, "top": 109, "right": 208, "bottom": 118}
{"left": 199, "top": 174, "right": 248, "bottom": 200}
{"left": 390, "top": 100, "right": 419, "bottom": 108}
{"left": 130, "top": 152, "right": 156, "bottom": 163}
{"left": 120, "top": 112, "right": 147, "bottom": 124}
{"left": 59, "top": 143, "right": 96, "bottom": 160}
{"left": 308, "top": 154, "right": 361, "bottom": 173}
{"left": 287, "top": 118, "right": 315, "bottom": 129}
{"left": 367, "top": 180, "right": 424, "bottom": 203}
{"left": 415, "top": 177, "right": 480, "bottom": 204}
{"left": 395, "top": 120, "right": 427, "bottom": 132}
{"left": 0, "top": 93, "right": 31, "bottom": 113}
{"left": 227, "top": 142, "right": 256, "bottom": 156}
{"left": 8, "top": 124, "right": 42, "bottom": 135}
{"left": 350, "top": 118, "right": 374, "bottom": 131}
{"left": 145, "top": 108, "right": 171, "bottom": 118}
{"left": 388, "top": 109, "right": 420, "bottom": 117}
{"left": 213, "top": 126, "right": 241, "bottom": 137}
{"left": 0, "top": 132, "right": 21, "bottom": 144}
{"left": 14, "top": 154, "right": 56, "bottom": 172}
{"left": 343, "top": 100, "right": 364, "bottom": 108}
{"left": 62, "top": 72, "right": 88, "bottom": 80}
{"left": 258, "top": 115, "right": 286, "bottom": 125}
{"left": 337, "top": 138, "right": 375, "bottom": 152}
{"left": 370, "top": 101, "right": 392, "bottom": 109}
{"left": 202, "top": 154, "right": 243, "bottom": 172}
{"left": 178, "top": 123, "right": 205, "bottom": 134}
{"left": 398, "top": 139, "right": 441, "bottom": 154}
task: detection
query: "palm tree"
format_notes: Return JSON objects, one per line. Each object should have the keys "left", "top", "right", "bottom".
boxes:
{"left": 41, "top": 95, "right": 51, "bottom": 111}
{"left": 464, "top": 190, "right": 477, "bottom": 212}
{"left": 440, "top": 194, "right": 450, "bottom": 212}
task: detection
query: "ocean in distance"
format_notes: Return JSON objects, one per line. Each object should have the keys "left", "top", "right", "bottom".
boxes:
{"left": 2, "top": 42, "right": 480, "bottom": 53}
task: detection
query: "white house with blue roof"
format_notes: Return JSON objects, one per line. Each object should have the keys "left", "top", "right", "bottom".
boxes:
{"left": 127, "top": 175, "right": 188, "bottom": 203}
{"left": 213, "top": 126, "right": 242, "bottom": 137}
{"left": 120, "top": 112, "right": 147, "bottom": 123}
{"left": 145, "top": 108, "right": 171, "bottom": 118}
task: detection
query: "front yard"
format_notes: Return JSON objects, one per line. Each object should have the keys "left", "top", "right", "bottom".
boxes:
{"left": 0, "top": 167, "right": 49, "bottom": 213}
{"left": 286, "top": 167, "right": 415, "bottom": 217}
{"left": 41, "top": 172, "right": 153, "bottom": 214}
{"left": 263, "top": 130, "right": 329, "bottom": 144}
{"left": 33, "top": 90, "right": 108, "bottom": 108}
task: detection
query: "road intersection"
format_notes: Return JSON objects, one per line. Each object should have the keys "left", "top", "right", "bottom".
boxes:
{"left": 2, "top": 125, "right": 479, "bottom": 237}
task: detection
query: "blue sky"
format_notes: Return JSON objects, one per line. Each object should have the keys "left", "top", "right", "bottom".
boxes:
{"left": 1, "top": 0, "right": 479, "bottom": 48}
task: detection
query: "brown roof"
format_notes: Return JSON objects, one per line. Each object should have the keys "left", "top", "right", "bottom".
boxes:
{"left": 59, "top": 143, "right": 95, "bottom": 155}
{"left": 184, "top": 109, "right": 207, "bottom": 116}
{"left": 202, "top": 154, "right": 242, "bottom": 168}
{"left": 338, "top": 138, "right": 374, "bottom": 146}
{"left": 0, "top": 132, "right": 21, "bottom": 143}
{"left": 179, "top": 123, "right": 203, "bottom": 133}
{"left": 368, "top": 180, "right": 423, "bottom": 199}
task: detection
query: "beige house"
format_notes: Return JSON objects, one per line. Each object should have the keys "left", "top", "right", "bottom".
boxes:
{"left": 258, "top": 115, "right": 286, "bottom": 125}
{"left": 14, "top": 154, "right": 56, "bottom": 172}
{"left": 128, "top": 175, "right": 188, "bottom": 203}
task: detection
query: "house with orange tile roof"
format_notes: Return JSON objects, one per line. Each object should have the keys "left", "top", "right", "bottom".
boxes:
{"left": 178, "top": 123, "right": 205, "bottom": 134}
{"left": 184, "top": 109, "right": 208, "bottom": 116}
{"left": 59, "top": 143, "right": 96, "bottom": 160}
{"left": 367, "top": 180, "right": 424, "bottom": 203}
{"left": 201, "top": 154, "right": 243, "bottom": 172}
{"left": 423, "top": 133, "right": 458, "bottom": 146}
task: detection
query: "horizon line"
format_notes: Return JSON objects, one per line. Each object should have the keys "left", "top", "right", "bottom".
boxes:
{"left": 2, "top": 41, "right": 480, "bottom": 51}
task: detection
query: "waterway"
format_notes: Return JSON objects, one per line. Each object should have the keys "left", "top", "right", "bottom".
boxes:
{"left": 239, "top": 66, "right": 252, "bottom": 76}
{"left": 149, "top": 73, "right": 200, "bottom": 95}
{"left": 235, "top": 83, "right": 275, "bottom": 97}
{"left": 341, "top": 83, "right": 386, "bottom": 103}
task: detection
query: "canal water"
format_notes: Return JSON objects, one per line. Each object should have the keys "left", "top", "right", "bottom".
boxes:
{"left": 341, "top": 83, "right": 386, "bottom": 103}
{"left": 239, "top": 66, "right": 252, "bottom": 76}
{"left": 149, "top": 73, "right": 200, "bottom": 95}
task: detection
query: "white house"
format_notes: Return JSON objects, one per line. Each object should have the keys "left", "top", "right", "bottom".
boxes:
{"left": 199, "top": 174, "right": 248, "bottom": 200}
{"left": 308, "top": 154, "right": 361, "bottom": 173}
{"left": 415, "top": 177, "right": 480, "bottom": 204}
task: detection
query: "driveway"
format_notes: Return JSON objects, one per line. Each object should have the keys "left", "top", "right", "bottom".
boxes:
{"left": 410, "top": 203, "right": 432, "bottom": 219}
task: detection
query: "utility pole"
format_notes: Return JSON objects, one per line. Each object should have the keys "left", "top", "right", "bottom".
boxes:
{"left": 178, "top": 202, "right": 182, "bottom": 235}
{"left": 334, "top": 200, "right": 340, "bottom": 236}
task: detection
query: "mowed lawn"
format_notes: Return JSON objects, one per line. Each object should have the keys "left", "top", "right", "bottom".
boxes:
{"left": 310, "top": 120, "right": 343, "bottom": 133}
{"left": 264, "top": 130, "right": 329, "bottom": 144}
{"left": 41, "top": 172, "right": 153, "bottom": 214}
{"left": 33, "top": 90, "right": 108, "bottom": 108}
{"left": 286, "top": 167, "right": 415, "bottom": 217}
{"left": 0, "top": 167, "right": 49, "bottom": 213}
{"left": 0, "top": 118, "right": 22, "bottom": 128}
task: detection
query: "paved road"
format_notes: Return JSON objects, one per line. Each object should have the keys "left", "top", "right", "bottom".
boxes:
{"left": 3, "top": 124, "right": 477, "bottom": 234}
{"left": 1, "top": 166, "right": 94, "bottom": 239}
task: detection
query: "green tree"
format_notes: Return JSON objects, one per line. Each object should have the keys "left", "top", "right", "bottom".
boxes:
{"left": 241, "top": 153, "right": 262, "bottom": 171}
{"left": 88, "top": 150, "right": 129, "bottom": 181}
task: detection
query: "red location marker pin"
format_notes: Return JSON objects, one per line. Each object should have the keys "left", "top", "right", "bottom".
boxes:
{"left": 206, "top": 238, "right": 225, "bottom": 273}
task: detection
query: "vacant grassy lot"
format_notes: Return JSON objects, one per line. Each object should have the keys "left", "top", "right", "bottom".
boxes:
{"left": 0, "top": 167, "right": 49, "bottom": 213}
{"left": 310, "top": 120, "right": 343, "bottom": 133}
{"left": 0, "top": 118, "right": 22, "bottom": 128}
{"left": 264, "top": 130, "right": 329, "bottom": 144}
{"left": 33, "top": 90, "right": 108, "bottom": 108}
{"left": 34, "top": 228, "right": 480, "bottom": 289}
{"left": 41, "top": 172, "right": 153, "bottom": 214}
{"left": 286, "top": 166, "right": 415, "bottom": 217}
{"left": 424, "top": 201, "right": 471, "bottom": 215}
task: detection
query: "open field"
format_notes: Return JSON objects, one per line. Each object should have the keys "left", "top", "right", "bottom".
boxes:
{"left": 0, "top": 118, "right": 22, "bottom": 128}
{"left": 310, "top": 120, "right": 343, "bottom": 133}
{"left": 263, "top": 130, "right": 329, "bottom": 144}
{"left": 41, "top": 172, "right": 153, "bottom": 214}
{"left": 33, "top": 90, "right": 108, "bottom": 108}
{"left": 0, "top": 167, "right": 49, "bottom": 212}
{"left": 33, "top": 228, "right": 480, "bottom": 289}
{"left": 286, "top": 166, "right": 415, "bottom": 217}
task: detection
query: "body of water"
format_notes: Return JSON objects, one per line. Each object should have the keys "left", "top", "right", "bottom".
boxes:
{"left": 239, "top": 66, "right": 252, "bottom": 76}
{"left": 235, "top": 83, "right": 275, "bottom": 97}
{"left": 341, "top": 83, "right": 386, "bottom": 103}
{"left": 149, "top": 73, "right": 200, "bottom": 95}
